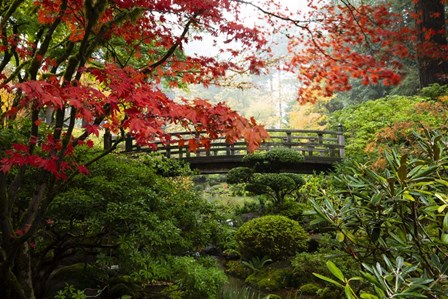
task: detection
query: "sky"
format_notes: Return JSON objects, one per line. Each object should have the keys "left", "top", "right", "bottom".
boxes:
{"left": 184, "top": 0, "right": 309, "bottom": 57}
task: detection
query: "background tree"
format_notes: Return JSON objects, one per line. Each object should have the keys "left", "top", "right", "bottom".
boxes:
{"left": 284, "top": 0, "right": 447, "bottom": 102}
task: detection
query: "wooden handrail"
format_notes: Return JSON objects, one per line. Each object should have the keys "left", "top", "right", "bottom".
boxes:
{"left": 104, "top": 127, "right": 345, "bottom": 160}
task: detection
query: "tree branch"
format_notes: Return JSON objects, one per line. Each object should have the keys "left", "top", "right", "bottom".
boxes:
{"left": 143, "top": 11, "right": 202, "bottom": 73}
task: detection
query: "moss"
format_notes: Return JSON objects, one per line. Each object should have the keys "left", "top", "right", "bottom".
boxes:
{"left": 298, "top": 283, "right": 320, "bottom": 295}
{"left": 245, "top": 268, "right": 289, "bottom": 291}
{"left": 224, "top": 260, "right": 251, "bottom": 279}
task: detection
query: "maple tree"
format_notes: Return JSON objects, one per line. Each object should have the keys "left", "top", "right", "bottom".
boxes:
{"left": 0, "top": 0, "right": 277, "bottom": 297}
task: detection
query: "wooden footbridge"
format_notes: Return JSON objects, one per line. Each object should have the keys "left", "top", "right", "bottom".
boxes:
{"left": 104, "top": 126, "right": 345, "bottom": 174}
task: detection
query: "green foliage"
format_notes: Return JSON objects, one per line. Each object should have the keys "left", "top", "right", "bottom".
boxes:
{"left": 276, "top": 201, "right": 307, "bottom": 220}
{"left": 242, "top": 256, "right": 273, "bottom": 273}
{"left": 245, "top": 268, "right": 290, "bottom": 291}
{"left": 228, "top": 149, "right": 305, "bottom": 207}
{"left": 142, "top": 153, "right": 192, "bottom": 177}
{"left": 38, "top": 152, "right": 228, "bottom": 297}
{"left": 328, "top": 94, "right": 447, "bottom": 160}
{"left": 242, "top": 151, "right": 267, "bottom": 166}
{"left": 224, "top": 260, "right": 252, "bottom": 279}
{"left": 419, "top": 83, "right": 448, "bottom": 100}
{"left": 168, "top": 256, "right": 228, "bottom": 299}
{"left": 310, "top": 128, "right": 448, "bottom": 297}
{"left": 242, "top": 148, "right": 304, "bottom": 173}
{"left": 54, "top": 284, "right": 86, "bottom": 299}
{"left": 264, "top": 148, "right": 305, "bottom": 164}
{"left": 245, "top": 173, "right": 304, "bottom": 206}
{"left": 235, "top": 215, "right": 309, "bottom": 260}
{"left": 313, "top": 261, "right": 362, "bottom": 299}
{"left": 227, "top": 168, "right": 305, "bottom": 206}
{"left": 291, "top": 251, "right": 359, "bottom": 288}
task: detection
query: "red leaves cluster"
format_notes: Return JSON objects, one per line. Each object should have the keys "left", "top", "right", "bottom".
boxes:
{"left": 287, "top": 1, "right": 446, "bottom": 103}
{"left": 1, "top": 0, "right": 281, "bottom": 180}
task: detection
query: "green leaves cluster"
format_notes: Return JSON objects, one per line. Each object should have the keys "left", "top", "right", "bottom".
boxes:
{"left": 36, "top": 152, "right": 227, "bottom": 298}
{"left": 310, "top": 128, "right": 448, "bottom": 297}
{"left": 328, "top": 89, "right": 447, "bottom": 160}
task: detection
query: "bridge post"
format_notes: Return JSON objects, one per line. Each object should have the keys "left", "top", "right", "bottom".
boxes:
{"left": 286, "top": 131, "right": 292, "bottom": 148}
{"left": 104, "top": 129, "right": 112, "bottom": 151}
{"left": 318, "top": 132, "right": 323, "bottom": 144}
{"left": 308, "top": 138, "right": 315, "bottom": 157}
{"left": 337, "top": 124, "right": 345, "bottom": 158}
{"left": 165, "top": 140, "right": 171, "bottom": 158}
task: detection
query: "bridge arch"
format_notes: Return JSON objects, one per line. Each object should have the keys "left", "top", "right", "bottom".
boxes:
{"left": 104, "top": 126, "right": 345, "bottom": 174}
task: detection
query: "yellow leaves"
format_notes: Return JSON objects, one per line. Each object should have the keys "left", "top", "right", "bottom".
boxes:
{"left": 0, "top": 88, "right": 13, "bottom": 114}
{"left": 0, "top": 87, "right": 15, "bottom": 125}
{"left": 288, "top": 95, "right": 332, "bottom": 130}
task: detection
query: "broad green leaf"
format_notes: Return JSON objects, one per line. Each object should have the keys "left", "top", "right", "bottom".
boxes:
{"left": 337, "top": 231, "right": 345, "bottom": 242}
{"left": 435, "top": 179, "right": 448, "bottom": 188}
{"left": 327, "top": 261, "right": 345, "bottom": 282}
{"left": 344, "top": 284, "right": 356, "bottom": 299}
{"left": 313, "top": 273, "right": 344, "bottom": 288}
{"left": 360, "top": 293, "right": 379, "bottom": 299}
{"left": 370, "top": 193, "right": 381, "bottom": 205}
{"left": 435, "top": 193, "right": 448, "bottom": 204}
{"left": 403, "top": 191, "right": 415, "bottom": 201}
{"left": 441, "top": 233, "right": 448, "bottom": 244}
{"left": 437, "top": 204, "right": 448, "bottom": 213}
{"left": 443, "top": 213, "right": 448, "bottom": 231}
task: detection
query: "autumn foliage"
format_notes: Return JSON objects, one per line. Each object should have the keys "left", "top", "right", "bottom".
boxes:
{"left": 287, "top": 0, "right": 447, "bottom": 103}
{"left": 0, "top": 0, "right": 277, "bottom": 297}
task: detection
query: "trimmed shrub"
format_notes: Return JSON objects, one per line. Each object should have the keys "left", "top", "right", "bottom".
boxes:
{"left": 226, "top": 167, "right": 253, "bottom": 184}
{"left": 235, "top": 215, "right": 309, "bottom": 260}
{"left": 264, "top": 147, "right": 304, "bottom": 164}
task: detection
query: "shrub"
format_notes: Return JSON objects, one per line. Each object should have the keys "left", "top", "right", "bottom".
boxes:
{"left": 170, "top": 256, "right": 227, "bottom": 299}
{"left": 235, "top": 215, "right": 309, "bottom": 260}
{"left": 276, "top": 201, "right": 307, "bottom": 220}
{"left": 291, "top": 251, "right": 358, "bottom": 286}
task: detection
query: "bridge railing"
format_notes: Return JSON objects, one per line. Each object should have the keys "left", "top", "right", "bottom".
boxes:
{"left": 104, "top": 126, "right": 345, "bottom": 160}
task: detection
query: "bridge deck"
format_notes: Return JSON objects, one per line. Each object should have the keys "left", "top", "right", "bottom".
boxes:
{"left": 104, "top": 127, "right": 345, "bottom": 174}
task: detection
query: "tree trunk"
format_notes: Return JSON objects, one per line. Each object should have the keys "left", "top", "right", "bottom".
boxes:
{"left": 415, "top": 0, "right": 448, "bottom": 87}
{"left": 0, "top": 243, "right": 36, "bottom": 299}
